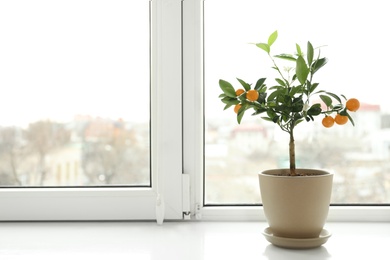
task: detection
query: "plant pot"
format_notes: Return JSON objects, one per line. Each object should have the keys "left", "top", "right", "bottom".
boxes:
{"left": 258, "top": 168, "right": 333, "bottom": 240}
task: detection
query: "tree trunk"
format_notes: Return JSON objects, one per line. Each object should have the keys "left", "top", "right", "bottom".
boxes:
{"left": 289, "top": 128, "right": 296, "bottom": 176}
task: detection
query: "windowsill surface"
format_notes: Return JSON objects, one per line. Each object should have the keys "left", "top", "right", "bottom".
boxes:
{"left": 0, "top": 221, "right": 389, "bottom": 259}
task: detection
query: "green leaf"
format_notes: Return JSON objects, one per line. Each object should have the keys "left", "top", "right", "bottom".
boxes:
{"left": 267, "top": 89, "right": 281, "bottom": 101}
{"left": 292, "top": 95, "right": 303, "bottom": 104}
{"left": 275, "top": 78, "right": 286, "bottom": 87}
{"left": 268, "top": 101, "right": 277, "bottom": 107}
{"left": 236, "top": 78, "right": 251, "bottom": 91}
{"left": 258, "top": 92, "right": 267, "bottom": 103}
{"left": 339, "top": 109, "right": 348, "bottom": 116}
{"left": 256, "top": 43, "right": 270, "bottom": 53}
{"left": 266, "top": 109, "right": 276, "bottom": 119}
{"left": 333, "top": 104, "right": 343, "bottom": 110}
{"left": 268, "top": 30, "right": 278, "bottom": 46}
{"left": 292, "top": 74, "right": 297, "bottom": 81}
{"left": 219, "top": 79, "right": 236, "bottom": 98}
{"left": 291, "top": 102, "right": 304, "bottom": 112}
{"left": 238, "top": 94, "right": 247, "bottom": 101}
{"left": 294, "top": 113, "right": 303, "bottom": 121}
{"left": 309, "top": 83, "right": 319, "bottom": 93}
{"left": 289, "top": 86, "right": 303, "bottom": 96}
{"left": 252, "top": 107, "right": 267, "bottom": 115}
{"left": 221, "top": 96, "right": 239, "bottom": 106}
{"left": 223, "top": 104, "right": 233, "bottom": 110}
{"left": 296, "top": 56, "right": 309, "bottom": 84}
{"left": 320, "top": 94, "right": 333, "bottom": 107}
{"left": 325, "top": 91, "right": 342, "bottom": 103}
{"left": 274, "top": 54, "right": 296, "bottom": 61}
{"left": 269, "top": 85, "right": 284, "bottom": 91}
{"left": 296, "top": 43, "right": 302, "bottom": 56}
{"left": 307, "top": 103, "right": 322, "bottom": 116}
{"left": 307, "top": 41, "right": 314, "bottom": 65}
{"left": 294, "top": 119, "right": 304, "bottom": 126}
{"left": 237, "top": 107, "right": 245, "bottom": 124}
{"left": 312, "top": 57, "right": 328, "bottom": 74}
{"left": 346, "top": 112, "right": 355, "bottom": 126}
{"left": 254, "top": 78, "right": 266, "bottom": 91}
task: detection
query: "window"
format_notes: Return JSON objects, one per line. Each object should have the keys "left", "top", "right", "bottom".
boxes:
{"left": 1, "top": 0, "right": 389, "bottom": 222}
{"left": 203, "top": 0, "right": 390, "bottom": 207}
{"left": 0, "top": 0, "right": 184, "bottom": 221}
{"left": 0, "top": 0, "right": 150, "bottom": 187}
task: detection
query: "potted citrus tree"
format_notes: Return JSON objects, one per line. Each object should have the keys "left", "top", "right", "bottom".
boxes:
{"left": 218, "top": 31, "right": 360, "bottom": 248}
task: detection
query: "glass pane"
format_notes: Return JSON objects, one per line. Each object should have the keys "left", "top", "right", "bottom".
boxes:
{"left": 0, "top": 0, "right": 150, "bottom": 186}
{"left": 205, "top": 0, "right": 390, "bottom": 204}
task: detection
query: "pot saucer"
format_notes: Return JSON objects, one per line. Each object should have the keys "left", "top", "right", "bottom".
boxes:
{"left": 262, "top": 227, "right": 331, "bottom": 249}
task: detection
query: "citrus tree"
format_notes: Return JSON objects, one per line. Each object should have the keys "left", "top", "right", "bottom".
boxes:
{"left": 219, "top": 31, "right": 359, "bottom": 176}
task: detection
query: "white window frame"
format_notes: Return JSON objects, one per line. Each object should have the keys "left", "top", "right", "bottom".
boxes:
{"left": 0, "top": 0, "right": 184, "bottom": 222}
{"left": 182, "top": 0, "right": 390, "bottom": 222}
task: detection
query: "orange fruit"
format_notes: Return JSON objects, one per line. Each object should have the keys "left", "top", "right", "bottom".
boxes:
{"left": 322, "top": 116, "right": 334, "bottom": 128}
{"left": 234, "top": 104, "right": 242, "bottom": 114}
{"left": 246, "top": 89, "right": 259, "bottom": 101}
{"left": 235, "top": 88, "right": 245, "bottom": 96}
{"left": 346, "top": 98, "right": 360, "bottom": 112}
{"left": 335, "top": 114, "right": 348, "bottom": 125}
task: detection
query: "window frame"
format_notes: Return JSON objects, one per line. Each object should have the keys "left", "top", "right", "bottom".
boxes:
{"left": 0, "top": 0, "right": 184, "bottom": 222}
{"left": 1, "top": 0, "right": 389, "bottom": 222}
{"left": 182, "top": 0, "right": 390, "bottom": 222}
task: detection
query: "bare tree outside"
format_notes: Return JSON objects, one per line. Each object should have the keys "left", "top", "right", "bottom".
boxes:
{"left": 80, "top": 118, "right": 150, "bottom": 185}
{"left": 0, "top": 117, "right": 150, "bottom": 187}
{"left": 23, "top": 120, "right": 71, "bottom": 185}
{"left": 0, "top": 127, "right": 23, "bottom": 185}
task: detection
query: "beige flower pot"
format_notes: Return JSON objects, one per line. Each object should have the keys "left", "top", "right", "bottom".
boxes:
{"left": 258, "top": 169, "right": 333, "bottom": 239}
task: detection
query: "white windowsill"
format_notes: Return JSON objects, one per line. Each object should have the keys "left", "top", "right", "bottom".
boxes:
{"left": 199, "top": 206, "right": 390, "bottom": 222}
{"left": 1, "top": 221, "right": 389, "bottom": 259}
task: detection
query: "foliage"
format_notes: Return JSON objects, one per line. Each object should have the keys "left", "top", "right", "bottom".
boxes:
{"left": 218, "top": 31, "right": 357, "bottom": 175}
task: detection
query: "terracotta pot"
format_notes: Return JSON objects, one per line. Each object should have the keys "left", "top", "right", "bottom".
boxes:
{"left": 258, "top": 168, "right": 333, "bottom": 238}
